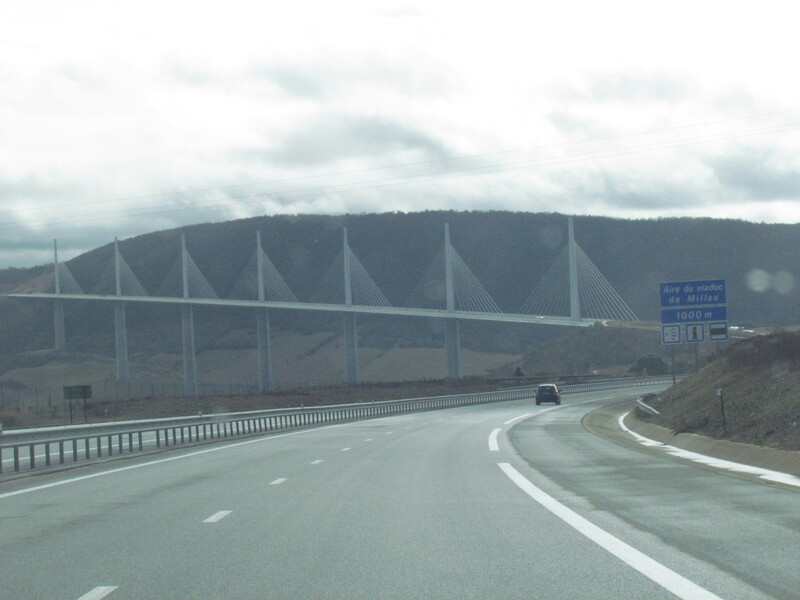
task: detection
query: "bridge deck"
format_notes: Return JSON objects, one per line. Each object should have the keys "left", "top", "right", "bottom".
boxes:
{"left": 10, "top": 293, "right": 603, "bottom": 327}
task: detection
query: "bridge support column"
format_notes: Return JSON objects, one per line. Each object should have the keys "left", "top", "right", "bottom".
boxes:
{"left": 113, "top": 239, "right": 130, "bottom": 381}
{"left": 114, "top": 302, "right": 129, "bottom": 381}
{"left": 343, "top": 312, "right": 359, "bottom": 384}
{"left": 445, "top": 318, "right": 461, "bottom": 379}
{"left": 254, "top": 232, "right": 274, "bottom": 392}
{"left": 443, "top": 224, "right": 461, "bottom": 379}
{"left": 182, "top": 304, "right": 198, "bottom": 397}
{"left": 257, "top": 309, "right": 274, "bottom": 392}
{"left": 180, "top": 234, "right": 198, "bottom": 397}
{"left": 341, "top": 228, "right": 359, "bottom": 384}
{"left": 54, "top": 300, "right": 66, "bottom": 352}
{"left": 53, "top": 240, "right": 66, "bottom": 352}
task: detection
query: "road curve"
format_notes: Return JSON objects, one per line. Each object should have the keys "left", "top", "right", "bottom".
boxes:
{"left": 1, "top": 387, "right": 798, "bottom": 599}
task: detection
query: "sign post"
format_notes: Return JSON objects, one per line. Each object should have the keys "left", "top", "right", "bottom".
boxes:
{"left": 64, "top": 385, "right": 92, "bottom": 424}
{"left": 717, "top": 387, "right": 728, "bottom": 436}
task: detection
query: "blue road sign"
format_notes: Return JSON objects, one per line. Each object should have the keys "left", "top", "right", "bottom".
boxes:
{"left": 660, "top": 279, "right": 727, "bottom": 344}
{"left": 661, "top": 306, "right": 728, "bottom": 324}
{"left": 660, "top": 279, "right": 726, "bottom": 308}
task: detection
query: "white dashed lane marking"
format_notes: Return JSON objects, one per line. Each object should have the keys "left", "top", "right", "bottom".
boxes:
{"left": 76, "top": 587, "right": 118, "bottom": 600}
{"left": 203, "top": 510, "right": 232, "bottom": 523}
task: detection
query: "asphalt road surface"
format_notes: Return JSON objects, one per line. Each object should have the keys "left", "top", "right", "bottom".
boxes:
{"left": 1, "top": 387, "right": 798, "bottom": 599}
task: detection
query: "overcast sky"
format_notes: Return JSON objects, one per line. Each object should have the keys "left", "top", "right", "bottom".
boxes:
{"left": 2, "top": 1, "right": 799, "bottom": 267}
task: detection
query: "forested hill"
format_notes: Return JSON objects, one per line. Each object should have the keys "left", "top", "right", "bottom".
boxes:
{"left": 0, "top": 211, "right": 798, "bottom": 354}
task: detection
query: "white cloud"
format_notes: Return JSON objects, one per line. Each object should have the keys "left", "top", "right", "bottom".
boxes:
{"left": 0, "top": 0, "right": 799, "bottom": 267}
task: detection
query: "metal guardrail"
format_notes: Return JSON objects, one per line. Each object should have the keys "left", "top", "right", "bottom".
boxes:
{"left": 559, "top": 375, "right": 676, "bottom": 394}
{"left": 636, "top": 396, "right": 662, "bottom": 416}
{"left": 0, "top": 376, "right": 674, "bottom": 476}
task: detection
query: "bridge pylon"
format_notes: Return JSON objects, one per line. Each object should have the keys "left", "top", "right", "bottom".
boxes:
{"left": 444, "top": 223, "right": 461, "bottom": 379}
{"left": 255, "top": 231, "right": 275, "bottom": 393}
{"left": 53, "top": 240, "right": 66, "bottom": 353}
{"left": 113, "top": 238, "right": 130, "bottom": 381}
{"left": 342, "top": 228, "right": 359, "bottom": 384}
{"left": 180, "top": 235, "right": 198, "bottom": 397}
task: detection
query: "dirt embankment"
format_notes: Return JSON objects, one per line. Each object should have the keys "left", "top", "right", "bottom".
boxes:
{"left": 635, "top": 332, "right": 800, "bottom": 451}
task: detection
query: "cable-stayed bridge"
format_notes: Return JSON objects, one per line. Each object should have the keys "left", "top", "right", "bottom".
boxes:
{"left": 10, "top": 217, "right": 637, "bottom": 395}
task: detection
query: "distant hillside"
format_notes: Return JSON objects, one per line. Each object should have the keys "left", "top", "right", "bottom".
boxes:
{"left": 635, "top": 331, "right": 800, "bottom": 451}
{"left": 0, "top": 211, "right": 797, "bottom": 374}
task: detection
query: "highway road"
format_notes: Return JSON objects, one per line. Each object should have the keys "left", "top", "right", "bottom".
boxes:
{"left": 1, "top": 387, "right": 798, "bottom": 599}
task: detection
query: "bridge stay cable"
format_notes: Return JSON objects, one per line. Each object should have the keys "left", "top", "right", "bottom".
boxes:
{"left": 519, "top": 243, "right": 637, "bottom": 321}
{"left": 406, "top": 247, "right": 500, "bottom": 313}
{"left": 157, "top": 246, "right": 218, "bottom": 300}
{"left": 45, "top": 262, "right": 84, "bottom": 295}
{"left": 91, "top": 246, "right": 148, "bottom": 297}
{"left": 228, "top": 247, "right": 297, "bottom": 302}
{"left": 309, "top": 248, "right": 390, "bottom": 307}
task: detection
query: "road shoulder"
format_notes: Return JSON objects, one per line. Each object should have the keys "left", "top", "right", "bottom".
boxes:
{"left": 584, "top": 400, "right": 800, "bottom": 479}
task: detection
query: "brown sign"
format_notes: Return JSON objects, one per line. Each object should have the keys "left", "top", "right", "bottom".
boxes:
{"left": 64, "top": 385, "right": 92, "bottom": 400}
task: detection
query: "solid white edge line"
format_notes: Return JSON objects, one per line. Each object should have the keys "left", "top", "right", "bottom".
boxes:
{"left": 503, "top": 412, "right": 532, "bottom": 426}
{"left": 76, "top": 586, "right": 118, "bottom": 600}
{"left": 618, "top": 412, "right": 800, "bottom": 489}
{"left": 203, "top": 510, "right": 232, "bottom": 523}
{"left": 497, "top": 462, "right": 724, "bottom": 600}
{"left": 488, "top": 428, "right": 501, "bottom": 452}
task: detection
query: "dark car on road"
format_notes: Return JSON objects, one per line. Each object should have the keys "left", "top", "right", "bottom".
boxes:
{"left": 535, "top": 384, "right": 561, "bottom": 405}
